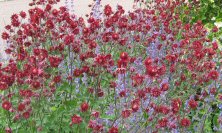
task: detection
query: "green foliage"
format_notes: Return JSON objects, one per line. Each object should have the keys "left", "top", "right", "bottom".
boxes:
{"left": 188, "top": 0, "right": 222, "bottom": 24}
{"left": 185, "top": 0, "right": 222, "bottom": 46}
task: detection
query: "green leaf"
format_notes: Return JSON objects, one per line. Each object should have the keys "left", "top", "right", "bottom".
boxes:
{"left": 50, "top": 106, "right": 57, "bottom": 111}
{"left": 213, "top": 114, "right": 219, "bottom": 128}
{"left": 143, "top": 112, "right": 149, "bottom": 119}
{"left": 204, "top": 117, "right": 213, "bottom": 132}
{"left": 64, "top": 100, "right": 77, "bottom": 108}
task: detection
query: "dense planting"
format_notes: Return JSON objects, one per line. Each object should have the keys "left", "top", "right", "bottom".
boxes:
{"left": 0, "top": 0, "right": 222, "bottom": 132}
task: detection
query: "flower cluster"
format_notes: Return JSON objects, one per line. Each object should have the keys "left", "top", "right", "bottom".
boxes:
{"left": 0, "top": 0, "right": 222, "bottom": 132}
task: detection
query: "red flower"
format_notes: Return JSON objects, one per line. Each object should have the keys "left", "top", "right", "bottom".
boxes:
{"left": 119, "top": 90, "right": 126, "bottom": 97}
{"left": 73, "top": 68, "right": 82, "bottom": 77}
{"left": 212, "top": 42, "right": 218, "bottom": 50}
{"left": 212, "top": 26, "right": 218, "bottom": 32}
{"left": 2, "top": 101, "right": 12, "bottom": 111}
{"left": 159, "top": 105, "right": 170, "bottom": 115}
{"left": 180, "top": 118, "right": 191, "bottom": 127}
{"left": 97, "top": 90, "right": 104, "bottom": 97}
{"left": 31, "top": 68, "right": 39, "bottom": 75}
{"left": 20, "top": 11, "right": 26, "bottom": 18}
{"left": 110, "top": 81, "right": 117, "bottom": 88}
{"left": 94, "top": 124, "right": 103, "bottom": 132}
{"left": 161, "top": 83, "right": 169, "bottom": 91}
{"left": 137, "top": 89, "right": 146, "bottom": 98}
{"left": 117, "top": 59, "right": 128, "bottom": 69}
{"left": 104, "top": 5, "right": 113, "bottom": 16}
{"left": 0, "top": 82, "right": 8, "bottom": 90}
{"left": 109, "top": 127, "right": 118, "bottom": 133}
{"left": 53, "top": 75, "right": 61, "bottom": 83}
{"left": 87, "top": 87, "right": 94, "bottom": 94}
{"left": 145, "top": 87, "right": 151, "bottom": 93}
{"left": 95, "top": 55, "right": 106, "bottom": 65}
{"left": 5, "top": 127, "right": 12, "bottom": 133}
{"left": 210, "top": 87, "right": 217, "bottom": 95}
{"left": 81, "top": 102, "right": 89, "bottom": 112}
{"left": 144, "top": 57, "right": 152, "bottom": 66}
{"left": 132, "top": 74, "right": 144, "bottom": 87}
{"left": 158, "top": 118, "right": 168, "bottom": 127}
{"left": 146, "top": 66, "right": 158, "bottom": 78}
{"left": 1, "top": 32, "right": 9, "bottom": 40}
{"left": 192, "top": 40, "right": 203, "bottom": 50}
{"left": 22, "top": 111, "right": 30, "bottom": 119}
{"left": 64, "top": 35, "right": 74, "bottom": 45}
{"left": 48, "top": 56, "right": 62, "bottom": 68}
{"left": 171, "top": 98, "right": 182, "bottom": 114}
{"left": 120, "top": 52, "right": 128, "bottom": 60}
{"left": 151, "top": 87, "right": 161, "bottom": 97}
{"left": 89, "top": 41, "right": 97, "bottom": 49}
{"left": 18, "top": 103, "right": 26, "bottom": 112}
{"left": 131, "top": 99, "right": 140, "bottom": 112}
{"left": 46, "top": 20, "right": 54, "bottom": 29}
{"left": 112, "top": 33, "right": 119, "bottom": 40}
{"left": 188, "top": 99, "right": 198, "bottom": 109}
{"left": 71, "top": 114, "right": 82, "bottom": 124}
{"left": 121, "top": 109, "right": 131, "bottom": 118}
{"left": 81, "top": 66, "right": 90, "bottom": 73}
{"left": 91, "top": 111, "right": 100, "bottom": 118}
{"left": 88, "top": 120, "right": 97, "bottom": 129}
{"left": 19, "top": 89, "right": 33, "bottom": 97}
{"left": 32, "top": 81, "right": 41, "bottom": 89}
{"left": 208, "top": 70, "right": 219, "bottom": 80}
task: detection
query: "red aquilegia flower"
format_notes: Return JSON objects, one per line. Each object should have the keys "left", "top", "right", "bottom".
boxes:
{"left": 2, "top": 101, "right": 12, "bottom": 111}
{"left": 120, "top": 52, "right": 129, "bottom": 61}
{"left": 17, "top": 103, "right": 26, "bottom": 112}
{"left": 71, "top": 114, "right": 82, "bottom": 125}
{"left": 81, "top": 102, "right": 89, "bottom": 112}
{"left": 48, "top": 56, "right": 62, "bottom": 68}
{"left": 22, "top": 111, "right": 31, "bottom": 119}
{"left": 180, "top": 118, "right": 191, "bottom": 127}
{"left": 158, "top": 117, "right": 168, "bottom": 128}
{"left": 5, "top": 127, "right": 12, "bottom": 133}
{"left": 109, "top": 127, "right": 118, "bottom": 133}
{"left": 0, "top": 82, "right": 8, "bottom": 90}
{"left": 188, "top": 99, "right": 198, "bottom": 109}
{"left": 104, "top": 5, "right": 113, "bottom": 16}
{"left": 208, "top": 70, "right": 219, "bottom": 80}
{"left": 121, "top": 109, "right": 131, "bottom": 118}
{"left": 1, "top": 32, "right": 9, "bottom": 40}
{"left": 91, "top": 111, "right": 100, "bottom": 118}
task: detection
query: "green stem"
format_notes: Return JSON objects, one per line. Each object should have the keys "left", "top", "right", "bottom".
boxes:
{"left": 6, "top": 111, "right": 12, "bottom": 129}
{"left": 58, "top": 92, "right": 68, "bottom": 132}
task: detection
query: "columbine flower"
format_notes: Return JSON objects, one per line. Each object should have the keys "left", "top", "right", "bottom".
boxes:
{"left": 71, "top": 114, "right": 82, "bottom": 125}
{"left": 180, "top": 118, "right": 191, "bottom": 127}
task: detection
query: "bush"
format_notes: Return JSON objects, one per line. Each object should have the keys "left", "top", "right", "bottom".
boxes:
{"left": 0, "top": 0, "right": 222, "bottom": 132}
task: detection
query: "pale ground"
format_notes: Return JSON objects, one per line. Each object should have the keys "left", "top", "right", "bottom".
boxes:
{"left": 0, "top": 0, "right": 134, "bottom": 61}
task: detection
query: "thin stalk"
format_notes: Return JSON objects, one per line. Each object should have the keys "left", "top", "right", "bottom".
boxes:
{"left": 58, "top": 92, "right": 68, "bottom": 132}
